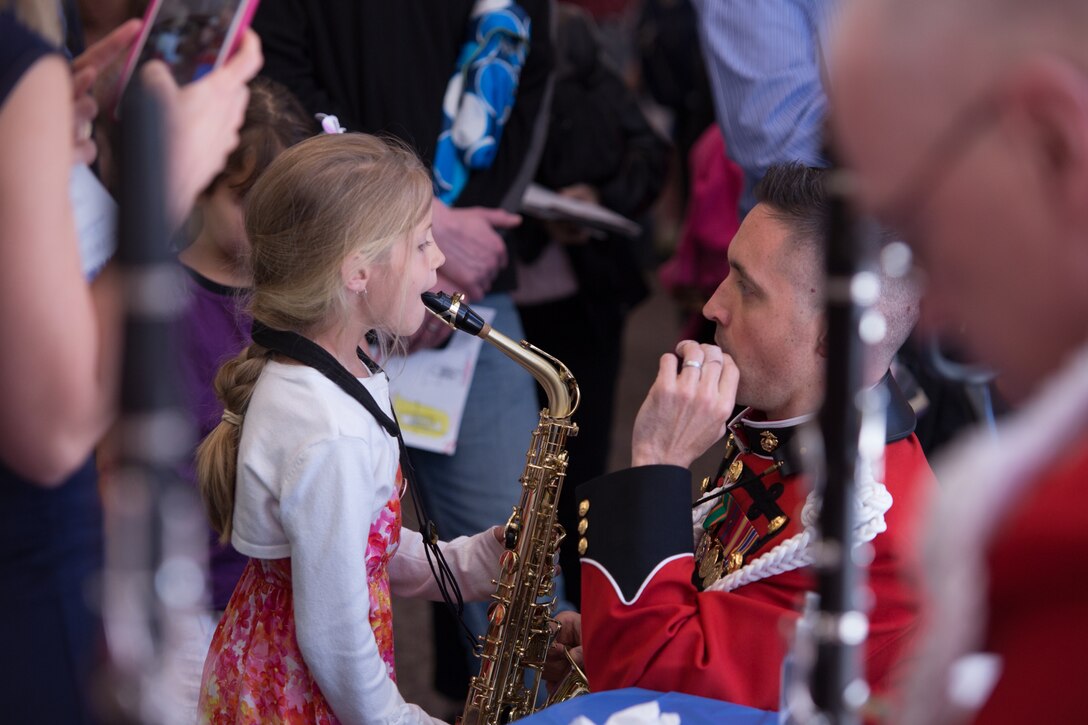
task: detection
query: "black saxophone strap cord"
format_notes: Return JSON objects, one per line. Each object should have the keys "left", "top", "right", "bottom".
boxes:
{"left": 250, "top": 322, "right": 479, "bottom": 652}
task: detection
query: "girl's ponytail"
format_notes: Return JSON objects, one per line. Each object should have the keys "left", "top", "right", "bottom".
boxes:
{"left": 196, "top": 343, "right": 270, "bottom": 541}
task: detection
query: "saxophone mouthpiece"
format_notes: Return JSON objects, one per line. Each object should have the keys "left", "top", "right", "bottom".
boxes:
{"left": 422, "top": 291, "right": 487, "bottom": 336}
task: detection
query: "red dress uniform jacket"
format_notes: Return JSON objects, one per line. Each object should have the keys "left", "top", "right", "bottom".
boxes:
{"left": 974, "top": 434, "right": 1088, "bottom": 723}
{"left": 577, "top": 379, "right": 933, "bottom": 712}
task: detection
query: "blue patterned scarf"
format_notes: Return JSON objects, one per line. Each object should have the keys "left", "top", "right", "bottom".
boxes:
{"left": 433, "top": 0, "right": 531, "bottom": 204}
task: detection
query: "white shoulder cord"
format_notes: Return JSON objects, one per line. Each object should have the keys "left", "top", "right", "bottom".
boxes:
{"left": 703, "top": 456, "right": 892, "bottom": 593}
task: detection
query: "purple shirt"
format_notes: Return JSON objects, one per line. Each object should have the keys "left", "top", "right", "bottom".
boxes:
{"left": 179, "top": 265, "right": 252, "bottom": 610}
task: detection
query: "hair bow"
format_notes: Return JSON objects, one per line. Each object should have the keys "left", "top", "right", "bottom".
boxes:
{"left": 316, "top": 113, "right": 346, "bottom": 134}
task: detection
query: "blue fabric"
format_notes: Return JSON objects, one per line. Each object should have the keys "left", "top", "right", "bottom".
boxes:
{"left": 690, "top": 0, "right": 834, "bottom": 216}
{"left": 433, "top": 0, "right": 531, "bottom": 204}
{"left": 405, "top": 292, "right": 550, "bottom": 640}
{"left": 519, "top": 688, "right": 779, "bottom": 725}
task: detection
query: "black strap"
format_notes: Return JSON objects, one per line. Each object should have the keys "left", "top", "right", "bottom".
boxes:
{"left": 250, "top": 321, "right": 480, "bottom": 651}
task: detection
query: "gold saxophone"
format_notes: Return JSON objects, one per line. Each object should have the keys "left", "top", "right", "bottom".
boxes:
{"left": 422, "top": 292, "right": 590, "bottom": 725}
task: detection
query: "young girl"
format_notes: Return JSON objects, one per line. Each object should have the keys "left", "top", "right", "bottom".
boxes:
{"left": 173, "top": 76, "right": 314, "bottom": 719}
{"left": 196, "top": 133, "right": 504, "bottom": 724}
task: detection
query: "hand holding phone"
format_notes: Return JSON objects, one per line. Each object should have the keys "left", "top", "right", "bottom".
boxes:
{"left": 115, "top": 0, "right": 260, "bottom": 110}
{"left": 139, "top": 28, "right": 263, "bottom": 226}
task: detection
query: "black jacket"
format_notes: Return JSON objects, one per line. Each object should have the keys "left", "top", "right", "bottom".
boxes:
{"left": 253, "top": 0, "right": 555, "bottom": 290}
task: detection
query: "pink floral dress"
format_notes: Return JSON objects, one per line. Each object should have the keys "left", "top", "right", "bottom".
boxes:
{"left": 198, "top": 469, "right": 404, "bottom": 723}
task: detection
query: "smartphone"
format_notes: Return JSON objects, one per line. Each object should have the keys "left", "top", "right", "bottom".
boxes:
{"left": 114, "top": 0, "right": 260, "bottom": 108}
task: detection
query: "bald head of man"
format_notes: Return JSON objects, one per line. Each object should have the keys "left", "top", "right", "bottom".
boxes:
{"left": 830, "top": 0, "right": 1088, "bottom": 403}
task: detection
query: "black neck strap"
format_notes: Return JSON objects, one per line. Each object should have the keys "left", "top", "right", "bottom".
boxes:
{"left": 250, "top": 321, "right": 398, "bottom": 440}
{"left": 248, "top": 321, "right": 478, "bottom": 649}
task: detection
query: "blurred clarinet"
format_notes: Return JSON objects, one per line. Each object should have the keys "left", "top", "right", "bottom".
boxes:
{"left": 782, "top": 167, "right": 884, "bottom": 725}
{"left": 99, "top": 80, "right": 204, "bottom": 724}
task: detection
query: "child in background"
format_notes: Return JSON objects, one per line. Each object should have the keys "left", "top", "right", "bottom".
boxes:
{"left": 171, "top": 76, "right": 315, "bottom": 720}
{"left": 196, "top": 133, "right": 505, "bottom": 724}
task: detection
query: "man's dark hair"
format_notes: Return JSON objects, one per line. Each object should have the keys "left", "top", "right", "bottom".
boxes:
{"left": 753, "top": 162, "right": 831, "bottom": 244}
{"left": 754, "top": 162, "right": 921, "bottom": 366}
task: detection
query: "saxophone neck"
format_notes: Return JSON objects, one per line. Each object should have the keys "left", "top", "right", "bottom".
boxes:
{"left": 422, "top": 291, "right": 580, "bottom": 418}
{"left": 480, "top": 326, "right": 580, "bottom": 420}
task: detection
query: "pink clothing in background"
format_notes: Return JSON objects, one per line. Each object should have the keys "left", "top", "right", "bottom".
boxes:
{"left": 658, "top": 125, "right": 742, "bottom": 340}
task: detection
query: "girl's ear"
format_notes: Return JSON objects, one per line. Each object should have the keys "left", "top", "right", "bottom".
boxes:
{"left": 342, "top": 250, "right": 371, "bottom": 295}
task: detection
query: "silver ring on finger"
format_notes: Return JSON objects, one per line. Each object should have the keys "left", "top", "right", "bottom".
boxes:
{"left": 682, "top": 360, "right": 703, "bottom": 370}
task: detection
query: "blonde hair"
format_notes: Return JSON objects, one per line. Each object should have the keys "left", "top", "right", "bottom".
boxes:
{"left": 197, "top": 133, "right": 432, "bottom": 540}
{"left": 2, "top": 0, "right": 63, "bottom": 45}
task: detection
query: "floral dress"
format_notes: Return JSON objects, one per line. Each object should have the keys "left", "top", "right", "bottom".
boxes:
{"left": 198, "top": 469, "right": 404, "bottom": 723}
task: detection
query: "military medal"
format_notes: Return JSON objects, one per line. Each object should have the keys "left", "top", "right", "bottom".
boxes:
{"left": 726, "top": 458, "right": 744, "bottom": 484}
{"left": 726, "top": 549, "right": 745, "bottom": 574}
{"left": 700, "top": 542, "right": 725, "bottom": 588}
{"left": 699, "top": 539, "right": 725, "bottom": 579}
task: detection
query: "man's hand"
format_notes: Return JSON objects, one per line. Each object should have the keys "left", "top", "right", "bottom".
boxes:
{"left": 631, "top": 340, "right": 739, "bottom": 469}
{"left": 543, "top": 610, "right": 583, "bottom": 694}
{"left": 142, "top": 29, "right": 263, "bottom": 225}
{"left": 432, "top": 198, "right": 519, "bottom": 301}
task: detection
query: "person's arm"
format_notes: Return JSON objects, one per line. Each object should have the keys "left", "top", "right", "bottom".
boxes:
{"left": 690, "top": 0, "right": 829, "bottom": 214}
{"left": 0, "top": 56, "right": 115, "bottom": 485}
{"left": 577, "top": 466, "right": 796, "bottom": 711}
{"left": 389, "top": 525, "right": 505, "bottom": 602}
{"left": 282, "top": 437, "right": 443, "bottom": 725}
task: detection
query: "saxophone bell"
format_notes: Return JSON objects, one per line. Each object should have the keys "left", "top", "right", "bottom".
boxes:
{"left": 547, "top": 648, "right": 591, "bottom": 706}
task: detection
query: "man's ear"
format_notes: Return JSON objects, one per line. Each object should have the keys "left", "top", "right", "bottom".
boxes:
{"left": 816, "top": 318, "right": 830, "bottom": 359}
{"left": 1007, "top": 57, "right": 1088, "bottom": 226}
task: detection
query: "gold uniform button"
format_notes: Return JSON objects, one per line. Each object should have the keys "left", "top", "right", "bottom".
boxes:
{"left": 578, "top": 499, "right": 590, "bottom": 517}
{"left": 577, "top": 518, "right": 588, "bottom": 535}
{"left": 578, "top": 537, "right": 588, "bottom": 555}
{"left": 700, "top": 476, "right": 711, "bottom": 493}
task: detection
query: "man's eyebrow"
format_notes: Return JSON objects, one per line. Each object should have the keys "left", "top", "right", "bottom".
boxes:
{"left": 729, "top": 259, "right": 764, "bottom": 293}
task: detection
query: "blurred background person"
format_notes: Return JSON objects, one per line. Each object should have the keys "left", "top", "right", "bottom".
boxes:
{"left": 832, "top": 1, "right": 1088, "bottom": 722}
{"left": 0, "top": 2, "right": 260, "bottom": 720}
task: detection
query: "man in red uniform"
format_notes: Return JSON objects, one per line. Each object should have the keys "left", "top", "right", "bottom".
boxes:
{"left": 831, "top": 1, "right": 1088, "bottom": 723}
{"left": 548, "top": 163, "right": 933, "bottom": 712}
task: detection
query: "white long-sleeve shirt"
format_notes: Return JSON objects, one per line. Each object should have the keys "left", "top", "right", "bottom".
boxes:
{"left": 232, "top": 361, "right": 504, "bottom": 725}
